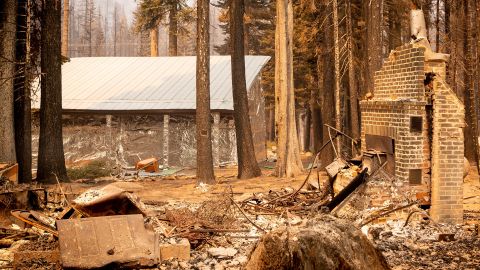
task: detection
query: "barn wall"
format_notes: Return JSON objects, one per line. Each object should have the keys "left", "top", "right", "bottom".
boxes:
{"left": 32, "top": 114, "right": 239, "bottom": 168}
{"left": 248, "top": 75, "right": 267, "bottom": 162}
{"left": 32, "top": 114, "right": 265, "bottom": 170}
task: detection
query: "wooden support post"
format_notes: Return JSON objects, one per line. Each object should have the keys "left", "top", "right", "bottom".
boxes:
{"left": 163, "top": 114, "right": 170, "bottom": 167}
{"left": 212, "top": 112, "right": 220, "bottom": 167}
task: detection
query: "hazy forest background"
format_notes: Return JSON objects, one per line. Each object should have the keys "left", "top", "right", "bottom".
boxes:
{"left": 0, "top": 0, "right": 479, "bottom": 183}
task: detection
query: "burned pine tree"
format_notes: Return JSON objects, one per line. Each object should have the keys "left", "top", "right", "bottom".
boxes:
{"left": 365, "top": 0, "right": 383, "bottom": 94}
{"left": 230, "top": 0, "right": 262, "bottom": 179}
{"left": 168, "top": 2, "right": 178, "bottom": 56}
{"left": 14, "top": 0, "right": 32, "bottom": 183}
{"left": 0, "top": 0, "right": 17, "bottom": 164}
{"left": 274, "top": 0, "right": 303, "bottom": 177}
{"left": 37, "top": 0, "right": 68, "bottom": 183}
{"left": 62, "top": 0, "right": 69, "bottom": 57}
{"left": 196, "top": 0, "right": 215, "bottom": 184}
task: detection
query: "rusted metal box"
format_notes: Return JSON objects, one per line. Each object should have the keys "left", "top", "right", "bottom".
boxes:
{"left": 57, "top": 214, "right": 159, "bottom": 269}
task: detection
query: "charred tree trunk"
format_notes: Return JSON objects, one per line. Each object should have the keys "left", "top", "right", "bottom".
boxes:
{"left": 304, "top": 105, "right": 311, "bottom": 151}
{"left": 230, "top": 0, "right": 262, "bottom": 179}
{"left": 320, "top": 9, "right": 335, "bottom": 168}
{"left": 0, "top": 0, "right": 17, "bottom": 164}
{"left": 268, "top": 107, "right": 275, "bottom": 141}
{"left": 113, "top": 5, "right": 117, "bottom": 56}
{"left": 447, "top": 1, "right": 465, "bottom": 98}
{"left": 14, "top": 0, "right": 32, "bottom": 183}
{"left": 311, "top": 54, "right": 323, "bottom": 154}
{"left": 274, "top": 0, "right": 303, "bottom": 177}
{"left": 333, "top": 0, "right": 341, "bottom": 154}
{"left": 444, "top": 0, "right": 450, "bottom": 54}
{"left": 465, "top": 0, "right": 479, "bottom": 168}
{"left": 388, "top": 2, "right": 402, "bottom": 51}
{"left": 168, "top": 3, "right": 178, "bottom": 56}
{"left": 62, "top": 0, "right": 69, "bottom": 57}
{"left": 435, "top": 0, "right": 440, "bottom": 52}
{"left": 366, "top": 0, "right": 383, "bottom": 94}
{"left": 37, "top": 0, "right": 68, "bottom": 183}
{"left": 346, "top": 0, "right": 359, "bottom": 143}
{"left": 150, "top": 26, "right": 158, "bottom": 56}
{"left": 196, "top": 0, "right": 215, "bottom": 184}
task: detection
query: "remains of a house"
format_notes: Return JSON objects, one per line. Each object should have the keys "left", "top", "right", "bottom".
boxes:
{"left": 1, "top": 10, "right": 479, "bottom": 270}
{"left": 31, "top": 56, "right": 270, "bottom": 168}
{"left": 359, "top": 34, "right": 465, "bottom": 224}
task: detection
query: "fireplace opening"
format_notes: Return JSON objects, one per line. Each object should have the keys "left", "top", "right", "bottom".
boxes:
{"left": 365, "top": 134, "right": 395, "bottom": 176}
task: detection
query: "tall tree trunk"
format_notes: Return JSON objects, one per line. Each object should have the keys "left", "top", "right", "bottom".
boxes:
{"left": 388, "top": 2, "right": 402, "bottom": 50}
{"left": 37, "top": 0, "right": 68, "bottom": 183}
{"left": 150, "top": 26, "right": 158, "bottom": 56}
{"left": 14, "top": 0, "right": 32, "bottom": 183}
{"left": 0, "top": 0, "right": 17, "bottom": 164}
{"left": 366, "top": 0, "right": 383, "bottom": 94}
{"left": 311, "top": 54, "right": 323, "bottom": 154}
{"left": 423, "top": 0, "right": 432, "bottom": 38}
{"left": 274, "top": 0, "right": 303, "bottom": 177}
{"left": 304, "top": 105, "right": 311, "bottom": 151}
{"left": 444, "top": 0, "right": 450, "bottom": 54}
{"left": 113, "top": 5, "right": 117, "bottom": 56}
{"left": 230, "top": 0, "right": 262, "bottom": 179}
{"left": 465, "top": 0, "right": 479, "bottom": 168}
{"left": 88, "top": 1, "right": 92, "bottom": 57}
{"left": 321, "top": 7, "right": 336, "bottom": 169}
{"left": 169, "top": 3, "right": 178, "bottom": 56}
{"left": 435, "top": 0, "right": 440, "bottom": 52}
{"left": 476, "top": 0, "right": 480, "bottom": 170}
{"left": 196, "top": 0, "right": 215, "bottom": 184}
{"left": 333, "top": 0, "right": 341, "bottom": 154}
{"left": 447, "top": 1, "right": 464, "bottom": 95}
{"left": 347, "top": 0, "right": 360, "bottom": 143}
{"left": 268, "top": 107, "right": 275, "bottom": 141}
{"left": 62, "top": 0, "right": 69, "bottom": 57}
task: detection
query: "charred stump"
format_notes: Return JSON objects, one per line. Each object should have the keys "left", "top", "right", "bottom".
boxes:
{"left": 246, "top": 216, "right": 390, "bottom": 270}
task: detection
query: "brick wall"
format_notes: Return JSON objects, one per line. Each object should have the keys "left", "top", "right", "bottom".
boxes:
{"left": 430, "top": 77, "right": 465, "bottom": 224}
{"left": 360, "top": 41, "right": 465, "bottom": 223}
{"left": 360, "top": 101, "right": 430, "bottom": 207}
{"left": 373, "top": 44, "right": 426, "bottom": 101}
{"left": 360, "top": 44, "right": 432, "bottom": 207}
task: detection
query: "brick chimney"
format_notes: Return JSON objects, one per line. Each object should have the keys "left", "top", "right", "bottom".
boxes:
{"left": 359, "top": 10, "right": 464, "bottom": 224}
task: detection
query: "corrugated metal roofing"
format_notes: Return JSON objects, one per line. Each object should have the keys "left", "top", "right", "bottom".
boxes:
{"left": 32, "top": 55, "right": 270, "bottom": 111}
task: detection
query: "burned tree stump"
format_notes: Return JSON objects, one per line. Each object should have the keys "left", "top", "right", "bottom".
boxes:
{"left": 246, "top": 216, "right": 390, "bottom": 270}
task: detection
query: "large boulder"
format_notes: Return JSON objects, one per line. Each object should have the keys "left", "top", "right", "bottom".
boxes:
{"left": 245, "top": 216, "right": 390, "bottom": 270}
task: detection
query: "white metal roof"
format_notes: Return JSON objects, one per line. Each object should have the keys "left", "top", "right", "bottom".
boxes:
{"left": 32, "top": 56, "right": 270, "bottom": 112}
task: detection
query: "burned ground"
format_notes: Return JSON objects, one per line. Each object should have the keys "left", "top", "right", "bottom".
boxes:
{"left": 0, "top": 164, "right": 478, "bottom": 269}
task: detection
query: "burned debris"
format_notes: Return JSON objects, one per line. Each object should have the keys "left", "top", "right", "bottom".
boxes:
{"left": 0, "top": 4, "right": 479, "bottom": 270}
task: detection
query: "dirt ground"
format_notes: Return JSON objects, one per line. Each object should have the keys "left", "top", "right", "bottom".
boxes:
{"left": 53, "top": 163, "right": 480, "bottom": 210}
{"left": 52, "top": 167, "right": 310, "bottom": 204}
{"left": 1, "top": 162, "right": 478, "bottom": 270}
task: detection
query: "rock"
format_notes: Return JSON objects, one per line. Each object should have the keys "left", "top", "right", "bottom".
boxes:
{"left": 245, "top": 215, "right": 390, "bottom": 270}
{"left": 159, "top": 238, "right": 190, "bottom": 261}
{"left": 236, "top": 255, "right": 248, "bottom": 264}
{"left": 179, "top": 261, "right": 190, "bottom": 269}
{"left": 214, "top": 264, "right": 225, "bottom": 270}
{"left": 208, "top": 247, "right": 238, "bottom": 258}
{"left": 228, "top": 260, "right": 240, "bottom": 266}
